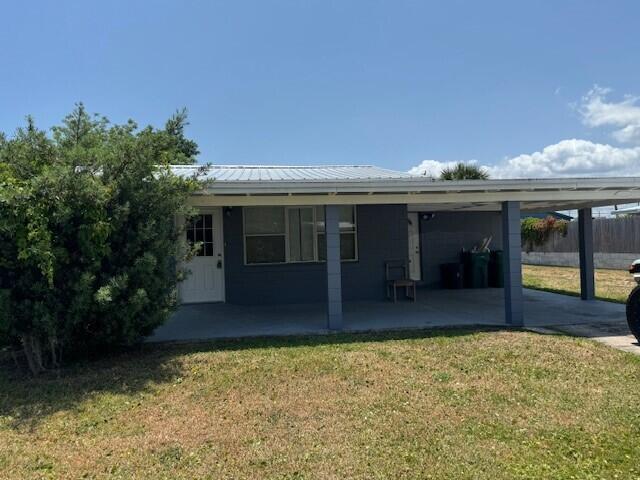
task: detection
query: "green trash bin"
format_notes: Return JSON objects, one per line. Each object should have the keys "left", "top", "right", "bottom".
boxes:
{"left": 489, "top": 250, "right": 504, "bottom": 288}
{"left": 462, "top": 251, "right": 490, "bottom": 288}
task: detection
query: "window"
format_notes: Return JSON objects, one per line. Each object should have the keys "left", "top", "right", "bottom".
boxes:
{"left": 186, "top": 214, "right": 214, "bottom": 256}
{"left": 243, "top": 206, "right": 358, "bottom": 264}
{"left": 316, "top": 205, "right": 358, "bottom": 262}
{"left": 287, "top": 207, "right": 315, "bottom": 262}
{"left": 243, "top": 207, "right": 286, "bottom": 264}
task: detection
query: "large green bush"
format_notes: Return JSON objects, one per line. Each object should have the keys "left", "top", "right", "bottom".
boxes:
{"left": 0, "top": 105, "right": 203, "bottom": 373}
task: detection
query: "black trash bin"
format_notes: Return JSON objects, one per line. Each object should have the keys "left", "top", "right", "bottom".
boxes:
{"left": 462, "top": 251, "right": 490, "bottom": 288}
{"left": 489, "top": 250, "right": 504, "bottom": 288}
{"left": 440, "top": 262, "right": 464, "bottom": 289}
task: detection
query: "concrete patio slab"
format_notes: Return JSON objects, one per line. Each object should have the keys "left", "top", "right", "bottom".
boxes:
{"left": 149, "top": 288, "right": 627, "bottom": 343}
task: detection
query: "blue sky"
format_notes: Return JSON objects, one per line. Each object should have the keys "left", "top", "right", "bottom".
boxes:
{"left": 2, "top": 1, "right": 640, "bottom": 177}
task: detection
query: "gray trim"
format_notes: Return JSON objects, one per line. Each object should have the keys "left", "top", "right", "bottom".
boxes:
{"left": 502, "top": 201, "right": 524, "bottom": 326}
{"left": 325, "top": 205, "right": 343, "bottom": 330}
{"left": 578, "top": 208, "right": 596, "bottom": 300}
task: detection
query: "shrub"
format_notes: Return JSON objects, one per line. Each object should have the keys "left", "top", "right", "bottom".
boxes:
{"left": 0, "top": 289, "right": 9, "bottom": 347}
{"left": 0, "top": 105, "right": 204, "bottom": 374}
{"left": 521, "top": 216, "right": 569, "bottom": 253}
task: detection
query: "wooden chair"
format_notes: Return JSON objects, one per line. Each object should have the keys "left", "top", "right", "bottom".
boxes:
{"left": 385, "top": 259, "right": 417, "bottom": 302}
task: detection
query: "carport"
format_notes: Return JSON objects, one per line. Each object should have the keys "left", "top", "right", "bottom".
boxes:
{"left": 166, "top": 166, "right": 640, "bottom": 339}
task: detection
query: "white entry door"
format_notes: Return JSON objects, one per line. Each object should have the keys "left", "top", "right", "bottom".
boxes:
{"left": 407, "top": 212, "right": 422, "bottom": 281}
{"left": 180, "top": 209, "right": 225, "bottom": 303}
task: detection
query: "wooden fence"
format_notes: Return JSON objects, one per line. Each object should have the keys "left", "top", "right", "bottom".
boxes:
{"left": 527, "top": 215, "right": 640, "bottom": 253}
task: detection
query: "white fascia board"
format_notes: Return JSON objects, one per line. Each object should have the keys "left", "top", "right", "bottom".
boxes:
{"left": 200, "top": 177, "right": 640, "bottom": 196}
{"left": 190, "top": 190, "right": 640, "bottom": 208}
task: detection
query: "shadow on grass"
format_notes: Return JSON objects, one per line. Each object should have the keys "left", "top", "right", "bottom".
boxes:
{"left": 0, "top": 325, "right": 505, "bottom": 430}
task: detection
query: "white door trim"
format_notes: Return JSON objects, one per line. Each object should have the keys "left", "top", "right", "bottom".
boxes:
{"left": 179, "top": 207, "right": 225, "bottom": 304}
{"left": 408, "top": 212, "right": 422, "bottom": 281}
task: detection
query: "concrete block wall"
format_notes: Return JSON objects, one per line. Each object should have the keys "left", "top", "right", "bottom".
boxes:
{"left": 223, "top": 204, "right": 408, "bottom": 305}
{"left": 419, "top": 211, "right": 503, "bottom": 287}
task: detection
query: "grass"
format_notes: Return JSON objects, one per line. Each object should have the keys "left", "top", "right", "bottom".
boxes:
{"left": 522, "top": 264, "right": 636, "bottom": 304}
{"left": 2, "top": 329, "right": 640, "bottom": 479}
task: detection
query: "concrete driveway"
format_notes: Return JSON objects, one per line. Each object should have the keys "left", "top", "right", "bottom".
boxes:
{"left": 535, "top": 319, "right": 640, "bottom": 356}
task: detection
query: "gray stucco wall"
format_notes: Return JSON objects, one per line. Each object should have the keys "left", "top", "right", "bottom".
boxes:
{"left": 419, "top": 211, "right": 503, "bottom": 287}
{"left": 223, "top": 204, "right": 408, "bottom": 305}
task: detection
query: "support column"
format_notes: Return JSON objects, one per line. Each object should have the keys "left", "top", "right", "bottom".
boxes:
{"left": 502, "top": 201, "right": 524, "bottom": 326}
{"left": 325, "top": 205, "right": 343, "bottom": 330}
{"left": 578, "top": 208, "right": 595, "bottom": 300}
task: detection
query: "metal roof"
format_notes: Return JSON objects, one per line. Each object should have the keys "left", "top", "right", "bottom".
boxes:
{"left": 172, "top": 164, "right": 640, "bottom": 212}
{"left": 171, "top": 164, "right": 414, "bottom": 182}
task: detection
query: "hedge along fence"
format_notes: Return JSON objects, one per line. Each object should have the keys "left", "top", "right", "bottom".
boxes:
{"left": 525, "top": 215, "right": 640, "bottom": 254}
{"left": 521, "top": 217, "right": 569, "bottom": 253}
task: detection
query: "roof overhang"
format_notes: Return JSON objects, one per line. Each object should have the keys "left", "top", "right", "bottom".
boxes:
{"left": 612, "top": 205, "right": 640, "bottom": 215}
{"left": 189, "top": 177, "right": 640, "bottom": 212}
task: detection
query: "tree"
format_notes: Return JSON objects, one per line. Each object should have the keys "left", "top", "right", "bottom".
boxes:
{"left": 0, "top": 104, "right": 204, "bottom": 374}
{"left": 440, "top": 162, "right": 489, "bottom": 180}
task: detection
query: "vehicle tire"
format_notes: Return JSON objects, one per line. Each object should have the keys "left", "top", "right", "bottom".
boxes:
{"left": 626, "top": 286, "right": 640, "bottom": 341}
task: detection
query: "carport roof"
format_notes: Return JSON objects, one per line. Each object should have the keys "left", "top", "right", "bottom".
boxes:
{"left": 173, "top": 164, "right": 640, "bottom": 212}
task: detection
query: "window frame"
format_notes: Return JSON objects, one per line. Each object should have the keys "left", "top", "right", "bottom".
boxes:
{"left": 286, "top": 206, "right": 318, "bottom": 264}
{"left": 316, "top": 205, "right": 359, "bottom": 263}
{"left": 242, "top": 205, "right": 358, "bottom": 265}
{"left": 186, "top": 213, "right": 215, "bottom": 257}
{"left": 242, "top": 206, "right": 288, "bottom": 265}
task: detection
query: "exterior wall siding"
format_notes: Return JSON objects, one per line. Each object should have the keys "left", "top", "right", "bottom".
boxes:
{"left": 419, "top": 211, "right": 503, "bottom": 287}
{"left": 223, "top": 204, "right": 408, "bottom": 305}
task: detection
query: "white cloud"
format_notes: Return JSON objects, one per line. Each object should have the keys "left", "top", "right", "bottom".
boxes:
{"left": 407, "top": 159, "right": 471, "bottom": 177}
{"left": 580, "top": 85, "right": 640, "bottom": 144}
{"left": 486, "top": 139, "right": 640, "bottom": 179}
{"left": 611, "top": 124, "right": 640, "bottom": 144}
{"left": 409, "top": 139, "right": 640, "bottom": 180}
{"left": 408, "top": 86, "right": 640, "bottom": 179}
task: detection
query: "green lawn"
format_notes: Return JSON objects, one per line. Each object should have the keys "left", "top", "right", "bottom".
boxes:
{"left": 2, "top": 330, "right": 640, "bottom": 479}
{"left": 523, "top": 264, "right": 636, "bottom": 303}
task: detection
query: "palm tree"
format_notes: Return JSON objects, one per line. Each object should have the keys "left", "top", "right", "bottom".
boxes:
{"left": 440, "top": 162, "right": 489, "bottom": 180}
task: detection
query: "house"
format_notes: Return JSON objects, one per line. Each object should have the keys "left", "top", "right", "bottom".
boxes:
{"left": 167, "top": 165, "right": 640, "bottom": 334}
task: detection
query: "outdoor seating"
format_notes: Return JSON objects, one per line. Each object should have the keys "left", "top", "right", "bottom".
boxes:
{"left": 385, "top": 259, "right": 417, "bottom": 302}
